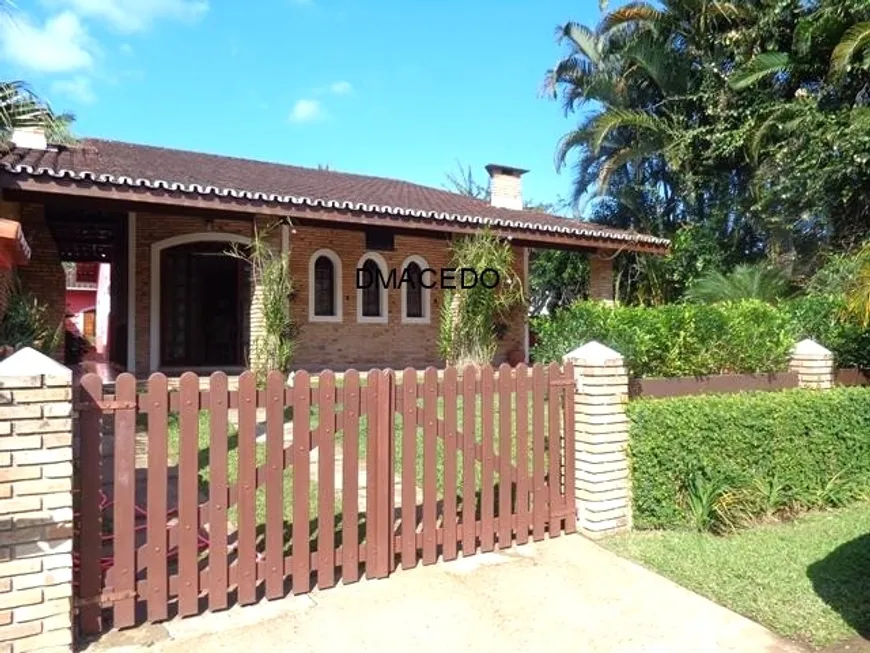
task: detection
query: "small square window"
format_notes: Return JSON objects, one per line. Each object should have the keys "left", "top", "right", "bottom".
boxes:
{"left": 365, "top": 229, "right": 395, "bottom": 251}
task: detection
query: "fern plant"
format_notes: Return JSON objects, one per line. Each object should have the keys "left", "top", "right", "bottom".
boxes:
{"left": 684, "top": 263, "right": 793, "bottom": 304}
{"left": 0, "top": 277, "right": 63, "bottom": 358}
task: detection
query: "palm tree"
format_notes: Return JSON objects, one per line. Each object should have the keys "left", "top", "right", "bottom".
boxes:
{"left": 0, "top": 5, "right": 75, "bottom": 145}
{"left": 684, "top": 264, "right": 793, "bottom": 304}
{"left": 0, "top": 81, "right": 74, "bottom": 145}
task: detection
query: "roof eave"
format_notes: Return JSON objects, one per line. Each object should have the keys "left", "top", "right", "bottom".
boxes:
{"left": 0, "top": 166, "right": 671, "bottom": 255}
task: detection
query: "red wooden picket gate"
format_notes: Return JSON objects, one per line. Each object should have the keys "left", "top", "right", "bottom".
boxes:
{"left": 73, "top": 362, "right": 575, "bottom": 633}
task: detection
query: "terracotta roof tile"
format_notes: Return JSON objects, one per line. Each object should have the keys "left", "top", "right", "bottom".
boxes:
{"left": 0, "top": 138, "right": 669, "bottom": 249}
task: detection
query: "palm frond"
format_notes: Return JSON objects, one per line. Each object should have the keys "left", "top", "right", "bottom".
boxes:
{"left": 729, "top": 52, "right": 791, "bottom": 90}
{"left": 684, "top": 264, "right": 792, "bottom": 304}
{"left": 0, "top": 80, "right": 75, "bottom": 144}
{"left": 586, "top": 108, "right": 671, "bottom": 155}
{"left": 596, "top": 142, "right": 661, "bottom": 193}
{"left": 557, "top": 22, "right": 602, "bottom": 64}
{"left": 597, "top": 2, "right": 664, "bottom": 36}
{"left": 830, "top": 22, "right": 870, "bottom": 76}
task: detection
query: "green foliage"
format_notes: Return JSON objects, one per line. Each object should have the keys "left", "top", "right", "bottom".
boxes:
{"left": 438, "top": 228, "right": 525, "bottom": 367}
{"left": 533, "top": 293, "right": 870, "bottom": 373}
{"left": 627, "top": 388, "right": 870, "bottom": 530}
{"left": 529, "top": 249, "right": 588, "bottom": 316}
{"left": 683, "top": 473, "right": 733, "bottom": 533}
{"left": 532, "top": 300, "right": 795, "bottom": 377}
{"left": 684, "top": 263, "right": 793, "bottom": 304}
{"left": 546, "top": 0, "right": 870, "bottom": 299}
{"left": 0, "top": 279, "right": 63, "bottom": 356}
{"left": 0, "top": 81, "right": 75, "bottom": 146}
{"left": 227, "top": 224, "right": 297, "bottom": 382}
{"left": 782, "top": 294, "right": 870, "bottom": 368}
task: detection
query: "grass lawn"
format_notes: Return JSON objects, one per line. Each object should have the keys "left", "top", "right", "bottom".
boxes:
{"left": 604, "top": 503, "right": 870, "bottom": 649}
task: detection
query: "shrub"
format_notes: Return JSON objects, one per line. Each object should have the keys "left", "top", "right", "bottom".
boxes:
{"left": 0, "top": 278, "right": 63, "bottom": 358}
{"left": 627, "top": 388, "right": 870, "bottom": 530}
{"left": 531, "top": 300, "right": 794, "bottom": 377}
{"left": 784, "top": 294, "right": 870, "bottom": 368}
{"left": 532, "top": 296, "right": 870, "bottom": 376}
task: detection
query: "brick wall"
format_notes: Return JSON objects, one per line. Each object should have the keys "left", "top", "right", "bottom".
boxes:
{"left": 287, "top": 225, "right": 525, "bottom": 370}
{"left": 0, "top": 351, "right": 74, "bottom": 652}
{"left": 133, "top": 213, "right": 279, "bottom": 374}
{"left": 0, "top": 270, "right": 12, "bottom": 320}
{"left": 14, "top": 205, "right": 65, "bottom": 338}
{"left": 134, "top": 214, "right": 526, "bottom": 373}
{"left": 588, "top": 251, "right": 614, "bottom": 303}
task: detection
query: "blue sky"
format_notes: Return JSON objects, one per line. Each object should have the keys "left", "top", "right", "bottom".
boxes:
{"left": 1, "top": 0, "right": 609, "bottom": 211}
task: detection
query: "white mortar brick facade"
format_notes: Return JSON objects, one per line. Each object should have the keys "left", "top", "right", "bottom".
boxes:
{"left": 789, "top": 339, "right": 834, "bottom": 389}
{"left": 0, "top": 350, "right": 74, "bottom": 653}
{"left": 565, "top": 341, "right": 631, "bottom": 538}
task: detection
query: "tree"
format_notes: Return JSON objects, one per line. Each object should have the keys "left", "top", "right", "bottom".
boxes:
{"left": 684, "top": 264, "right": 793, "bottom": 305}
{"left": 546, "top": 0, "right": 870, "bottom": 304}
{"left": 442, "top": 162, "right": 586, "bottom": 315}
{"left": 0, "top": 81, "right": 74, "bottom": 146}
{"left": 0, "top": 7, "right": 75, "bottom": 146}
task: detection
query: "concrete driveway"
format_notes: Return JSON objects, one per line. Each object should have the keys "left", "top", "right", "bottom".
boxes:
{"left": 91, "top": 534, "right": 806, "bottom": 653}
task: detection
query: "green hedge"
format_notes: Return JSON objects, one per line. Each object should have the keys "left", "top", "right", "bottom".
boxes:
{"left": 532, "top": 296, "right": 870, "bottom": 377}
{"left": 627, "top": 388, "right": 870, "bottom": 530}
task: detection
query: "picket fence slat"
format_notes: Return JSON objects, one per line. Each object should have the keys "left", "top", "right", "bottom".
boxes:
{"left": 208, "top": 372, "right": 230, "bottom": 611}
{"left": 292, "top": 371, "right": 311, "bottom": 595}
{"left": 461, "top": 367, "right": 477, "bottom": 557}
{"left": 236, "top": 371, "right": 258, "bottom": 605}
{"left": 422, "top": 367, "right": 438, "bottom": 565}
{"left": 177, "top": 373, "right": 200, "bottom": 616}
{"left": 498, "top": 364, "right": 513, "bottom": 550}
{"left": 265, "top": 371, "right": 285, "bottom": 599}
{"left": 515, "top": 363, "right": 530, "bottom": 546}
{"left": 342, "top": 371, "right": 361, "bottom": 584}
{"left": 318, "top": 371, "right": 336, "bottom": 589}
{"left": 532, "top": 365, "right": 547, "bottom": 541}
{"left": 77, "top": 374, "right": 103, "bottom": 635}
{"left": 74, "top": 361, "right": 575, "bottom": 632}
{"left": 146, "top": 373, "right": 169, "bottom": 622}
{"left": 480, "top": 366, "right": 495, "bottom": 553}
{"left": 562, "top": 363, "right": 577, "bottom": 534}
{"left": 401, "top": 368, "right": 417, "bottom": 569}
{"left": 442, "top": 367, "right": 458, "bottom": 562}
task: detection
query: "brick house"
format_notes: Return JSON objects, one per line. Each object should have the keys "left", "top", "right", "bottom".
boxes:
{"left": 0, "top": 129, "right": 668, "bottom": 376}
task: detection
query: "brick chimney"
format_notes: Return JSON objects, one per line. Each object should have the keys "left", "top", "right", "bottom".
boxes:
{"left": 485, "top": 164, "right": 528, "bottom": 210}
{"left": 10, "top": 126, "right": 47, "bottom": 150}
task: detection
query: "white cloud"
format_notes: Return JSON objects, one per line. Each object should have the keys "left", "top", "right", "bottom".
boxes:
{"left": 52, "top": 75, "right": 97, "bottom": 103}
{"left": 289, "top": 99, "right": 322, "bottom": 123}
{"left": 330, "top": 80, "right": 352, "bottom": 95}
{"left": 42, "top": 0, "right": 209, "bottom": 33}
{"left": 0, "top": 11, "right": 94, "bottom": 73}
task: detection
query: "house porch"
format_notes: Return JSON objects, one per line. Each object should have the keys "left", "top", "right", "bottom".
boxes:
{"left": 3, "top": 197, "right": 618, "bottom": 377}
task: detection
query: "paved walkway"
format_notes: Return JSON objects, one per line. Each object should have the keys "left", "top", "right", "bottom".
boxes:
{"left": 88, "top": 534, "right": 807, "bottom": 653}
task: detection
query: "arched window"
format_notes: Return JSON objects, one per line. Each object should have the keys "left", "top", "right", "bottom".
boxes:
{"left": 356, "top": 253, "right": 388, "bottom": 323}
{"left": 401, "top": 256, "right": 430, "bottom": 324}
{"left": 308, "top": 249, "right": 342, "bottom": 322}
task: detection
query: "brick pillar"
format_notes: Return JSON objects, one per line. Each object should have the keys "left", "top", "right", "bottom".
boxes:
{"left": 789, "top": 338, "right": 834, "bottom": 389}
{"left": 588, "top": 250, "right": 614, "bottom": 305}
{"left": 564, "top": 341, "right": 631, "bottom": 538}
{"left": 0, "top": 348, "right": 74, "bottom": 652}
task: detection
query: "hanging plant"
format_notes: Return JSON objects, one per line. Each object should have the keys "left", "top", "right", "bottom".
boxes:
{"left": 438, "top": 228, "right": 526, "bottom": 368}
{"left": 226, "top": 223, "right": 297, "bottom": 383}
